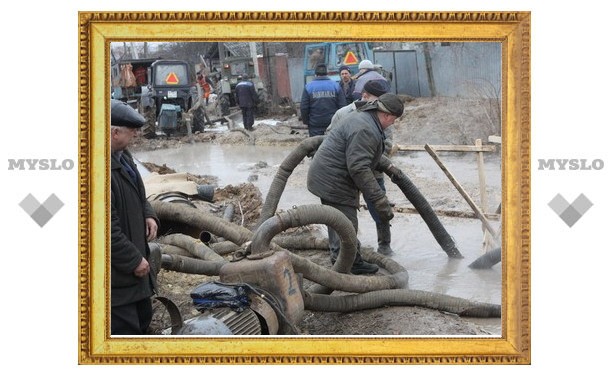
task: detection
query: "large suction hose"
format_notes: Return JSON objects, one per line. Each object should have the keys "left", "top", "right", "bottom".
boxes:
{"left": 251, "top": 204, "right": 409, "bottom": 294}
{"left": 378, "top": 156, "right": 464, "bottom": 259}
{"left": 258, "top": 136, "right": 324, "bottom": 226}
{"left": 151, "top": 200, "right": 253, "bottom": 247}
{"left": 304, "top": 289, "right": 501, "bottom": 318}
{"left": 152, "top": 197, "right": 499, "bottom": 319}
{"left": 468, "top": 247, "right": 501, "bottom": 269}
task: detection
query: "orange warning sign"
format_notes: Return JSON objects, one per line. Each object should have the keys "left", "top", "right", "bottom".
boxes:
{"left": 343, "top": 51, "right": 358, "bottom": 65}
{"left": 165, "top": 72, "right": 179, "bottom": 85}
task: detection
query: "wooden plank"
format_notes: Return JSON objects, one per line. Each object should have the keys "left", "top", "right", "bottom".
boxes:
{"left": 424, "top": 144, "right": 500, "bottom": 246}
{"left": 475, "top": 139, "right": 489, "bottom": 238}
{"left": 488, "top": 135, "right": 502, "bottom": 144}
{"left": 396, "top": 144, "right": 496, "bottom": 152}
{"left": 394, "top": 206, "right": 500, "bottom": 221}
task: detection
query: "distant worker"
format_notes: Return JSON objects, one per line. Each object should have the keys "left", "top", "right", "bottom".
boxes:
{"left": 300, "top": 63, "right": 346, "bottom": 137}
{"left": 110, "top": 99, "right": 160, "bottom": 335}
{"left": 197, "top": 73, "right": 214, "bottom": 106}
{"left": 352, "top": 59, "right": 389, "bottom": 101}
{"left": 338, "top": 65, "right": 356, "bottom": 104}
{"left": 307, "top": 93, "right": 405, "bottom": 274}
{"left": 234, "top": 75, "right": 258, "bottom": 131}
{"left": 327, "top": 80, "right": 397, "bottom": 256}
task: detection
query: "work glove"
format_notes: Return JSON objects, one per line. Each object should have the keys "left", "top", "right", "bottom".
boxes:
{"left": 373, "top": 196, "right": 394, "bottom": 222}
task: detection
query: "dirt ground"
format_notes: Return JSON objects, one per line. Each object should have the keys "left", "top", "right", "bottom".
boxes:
{"left": 131, "top": 96, "right": 502, "bottom": 336}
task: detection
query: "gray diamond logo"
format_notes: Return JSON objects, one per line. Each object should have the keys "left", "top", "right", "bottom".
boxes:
{"left": 19, "top": 193, "right": 64, "bottom": 227}
{"left": 548, "top": 193, "right": 592, "bottom": 227}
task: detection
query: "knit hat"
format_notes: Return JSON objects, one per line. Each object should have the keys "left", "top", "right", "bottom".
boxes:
{"left": 315, "top": 63, "right": 328, "bottom": 75}
{"left": 339, "top": 65, "right": 351, "bottom": 73}
{"left": 363, "top": 80, "right": 389, "bottom": 97}
{"left": 358, "top": 59, "right": 374, "bottom": 70}
{"left": 376, "top": 93, "right": 404, "bottom": 117}
{"left": 111, "top": 99, "right": 146, "bottom": 128}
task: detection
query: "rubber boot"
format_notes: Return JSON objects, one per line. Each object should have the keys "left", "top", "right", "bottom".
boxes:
{"left": 350, "top": 252, "right": 379, "bottom": 275}
{"left": 376, "top": 222, "right": 394, "bottom": 256}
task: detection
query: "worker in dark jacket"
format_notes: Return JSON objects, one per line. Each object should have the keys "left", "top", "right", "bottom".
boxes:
{"left": 327, "top": 80, "right": 397, "bottom": 256}
{"left": 307, "top": 93, "right": 404, "bottom": 275}
{"left": 110, "top": 99, "right": 160, "bottom": 335}
{"left": 234, "top": 74, "right": 259, "bottom": 131}
{"left": 300, "top": 63, "right": 346, "bottom": 136}
{"left": 338, "top": 65, "right": 356, "bottom": 104}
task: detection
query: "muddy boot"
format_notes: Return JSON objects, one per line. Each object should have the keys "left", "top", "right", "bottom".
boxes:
{"left": 350, "top": 252, "right": 379, "bottom": 275}
{"left": 376, "top": 222, "right": 394, "bottom": 256}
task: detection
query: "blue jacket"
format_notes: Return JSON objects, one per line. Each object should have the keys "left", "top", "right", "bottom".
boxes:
{"left": 300, "top": 76, "right": 346, "bottom": 135}
{"left": 235, "top": 80, "right": 258, "bottom": 108}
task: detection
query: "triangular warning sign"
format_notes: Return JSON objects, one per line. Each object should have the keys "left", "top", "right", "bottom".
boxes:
{"left": 165, "top": 72, "right": 179, "bottom": 85}
{"left": 344, "top": 51, "right": 358, "bottom": 65}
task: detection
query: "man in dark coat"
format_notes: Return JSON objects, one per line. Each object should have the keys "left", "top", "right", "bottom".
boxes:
{"left": 307, "top": 93, "right": 404, "bottom": 275}
{"left": 234, "top": 75, "right": 259, "bottom": 131}
{"left": 300, "top": 63, "right": 346, "bottom": 136}
{"left": 110, "top": 99, "right": 160, "bottom": 335}
{"left": 327, "top": 80, "right": 397, "bottom": 256}
{"left": 338, "top": 65, "right": 356, "bottom": 104}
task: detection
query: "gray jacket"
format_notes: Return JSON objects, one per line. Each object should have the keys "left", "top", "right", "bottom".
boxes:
{"left": 327, "top": 101, "right": 393, "bottom": 180}
{"left": 307, "top": 108, "right": 387, "bottom": 208}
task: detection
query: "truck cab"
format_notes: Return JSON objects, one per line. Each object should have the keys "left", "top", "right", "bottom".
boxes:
{"left": 304, "top": 42, "right": 374, "bottom": 84}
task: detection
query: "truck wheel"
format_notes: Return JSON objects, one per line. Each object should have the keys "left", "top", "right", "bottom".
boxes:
{"left": 192, "top": 104, "right": 207, "bottom": 133}
{"left": 219, "top": 94, "right": 231, "bottom": 116}
{"left": 142, "top": 105, "right": 157, "bottom": 139}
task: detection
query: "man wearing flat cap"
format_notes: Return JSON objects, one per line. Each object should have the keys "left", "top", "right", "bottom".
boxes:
{"left": 307, "top": 93, "right": 404, "bottom": 275}
{"left": 110, "top": 99, "right": 160, "bottom": 335}
{"left": 326, "top": 80, "right": 397, "bottom": 257}
{"left": 300, "top": 63, "right": 346, "bottom": 136}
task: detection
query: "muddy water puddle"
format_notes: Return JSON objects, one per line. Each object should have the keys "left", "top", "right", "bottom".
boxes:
{"left": 135, "top": 143, "right": 502, "bottom": 335}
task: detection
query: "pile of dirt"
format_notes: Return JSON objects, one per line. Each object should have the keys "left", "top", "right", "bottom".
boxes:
{"left": 135, "top": 96, "right": 501, "bottom": 336}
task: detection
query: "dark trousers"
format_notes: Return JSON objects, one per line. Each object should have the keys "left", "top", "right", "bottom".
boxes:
{"left": 321, "top": 198, "right": 360, "bottom": 258}
{"left": 111, "top": 297, "right": 153, "bottom": 335}
{"left": 241, "top": 107, "right": 255, "bottom": 130}
{"left": 364, "top": 177, "right": 387, "bottom": 224}
{"left": 308, "top": 126, "right": 326, "bottom": 137}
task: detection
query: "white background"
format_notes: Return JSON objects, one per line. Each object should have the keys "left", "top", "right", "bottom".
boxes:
{"left": 1, "top": 0, "right": 610, "bottom": 375}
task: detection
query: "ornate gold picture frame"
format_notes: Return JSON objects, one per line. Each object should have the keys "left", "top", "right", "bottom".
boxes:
{"left": 78, "top": 11, "right": 530, "bottom": 364}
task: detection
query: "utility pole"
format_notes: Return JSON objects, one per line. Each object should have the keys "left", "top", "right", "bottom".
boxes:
{"left": 249, "top": 42, "right": 259, "bottom": 78}
{"left": 218, "top": 42, "right": 227, "bottom": 60}
{"left": 130, "top": 42, "right": 140, "bottom": 59}
{"left": 264, "top": 43, "right": 278, "bottom": 109}
{"left": 423, "top": 42, "right": 437, "bottom": 97}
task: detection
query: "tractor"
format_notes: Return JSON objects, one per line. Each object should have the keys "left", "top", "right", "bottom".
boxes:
{"left": 112, "top": 58, "right": 200, "bottom": 137}
{"left": 211, "top": 56, "right": 269, "bottom": 117}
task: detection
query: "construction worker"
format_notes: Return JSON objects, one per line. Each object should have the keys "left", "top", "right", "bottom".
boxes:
{"left": 197, "top": 73, "right": 214, "bottom": 106}
{"left": 234, "top": 74, "right": 258, "bottom": 131}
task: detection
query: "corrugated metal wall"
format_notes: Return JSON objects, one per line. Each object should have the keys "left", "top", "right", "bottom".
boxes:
{"left": 423, "top": 42, "right": 501, "bottom": 99}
